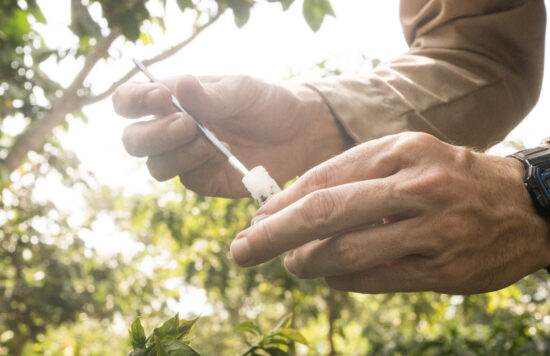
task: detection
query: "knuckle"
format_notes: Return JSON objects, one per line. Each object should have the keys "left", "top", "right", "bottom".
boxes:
{"left": 393, "top": 167, "right": 453, "bottom": 199}
{"left": 303, "top": 164, "right": 335, "bottom": 190}
{"left": 175, "top": 75, "right": 201, "bottom": 98}
{"left": 122, "top": 125, "right": 139, "bottom": 156}
{"left": 255, "top": 220, "right": 277, "bottom": 257}
{"left": 333, "top": 240, "right": 360, "bottom": 270}
{"left": 112, "top": 86, "right": 133, "bottom": 116}
{"left": 422, "top": 168, "right": 454, "bottom": 195}
{"left": 300, "top": 190, "right": 338, "bottom": 230}
{"left": 113, "top": 85, "right": 141, "bottom": 117}
{"left": 234, "top": 74, "right": 255, "bottom": 87}
{"left": 146, "top": 157, "right": 169, "bottom": 181}
{"left": 290, "top": 249, "right": 317, "bottom": 279}
{"left": 393, "top": 132, "right": 439, "bottom": 154}
{"left": 290, "top": 259, "right": 310, "bottom": 279}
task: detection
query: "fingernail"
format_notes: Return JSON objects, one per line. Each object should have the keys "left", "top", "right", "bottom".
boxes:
{"left": 251, "top": 214, "right": 271, "bottom": 225}
{"left": 230, "top": 237, "right": 252, "bottom": 266}
{"left": 145, "top": 88, "right": 164, "bottom": 107}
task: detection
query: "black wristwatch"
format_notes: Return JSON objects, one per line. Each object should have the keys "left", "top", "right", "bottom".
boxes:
{"left": 509, "top": 147, "right": 550, "bottom": 273}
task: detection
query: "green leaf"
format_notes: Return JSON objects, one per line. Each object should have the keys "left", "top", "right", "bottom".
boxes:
{"left": 278, "top": 329, "right": 309, "bottom": 347}
{"left": 176, "top": 0, "right": 193, "bottom": 12}
{"left": 129, "top": 317, "right": 147, "bottom": 348}
{"left": 273, "top": 314, "right": 292, "bottom": 331}
{"left": 129, "top": 350, "right": 148, "bottom": 356}
{"left": 154, "top": 336, "right": 167, "bottom": 356}
{"left": 0, "top": 165, "right": 9, "bottom": 189}
{"left": 139, "top": 32, "right": 153, "bottom": 46}
{"left": 79, "top": 36, "right": 91, "bottom": 52}
{"left": 226, "top": 0, "right": 252, "bottom": 28}
{"left": 3, "top": 9, "right": 31, "bottom": 41}
{"left": 29, "top": 5, "right": 46, "bottom": 23}
{"left": 236, "top": 321, "right": 262, "bottom": 336}
{"left": 154, "top": 314, "right": 180, "bottom": 340}
{"left": 266, "top": 0, "right": 295, "bottom": 11}
{"left": 121, "top": 16, "right": 141, "bottom": 42}
{"left": 162, "top": 341, "right": 201, "bottom": 356}
{"left": 178, "top": 317, "right": 199, "bottom": 338}
{"left": 264, "top": 347, "right": 289, "bottom": 356}
{"left": 302, "top": 0, "right": 334, "bottom": 31}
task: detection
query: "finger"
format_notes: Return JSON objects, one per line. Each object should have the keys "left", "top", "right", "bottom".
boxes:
{"left": 230, "top": 178, "right": 419, "bottom": 267}
{"left": 113, "top": 82, "right": 174, "bottom": 118}
{"left": 160, "top": 75, "right": 229, "bottom": 123}
{"left": 255, "top": 132, "right": 450, "bottom": 220}
{"left": 284, "top": 217, "right": 437, "bottom": 279}
{"left": 254, "top": 136, "right": 400, "bottom": 218}
{"left": 325, "top": 256, "right": 432, "bottom": 293}
{"left": 122, "top": 112, "right": 198, "bottom": 157}
{"left": 146, "top": 136, "right": 219, "bottom": 181}
{"left": 161, "top": 75, "right": 261, "bottom": 123}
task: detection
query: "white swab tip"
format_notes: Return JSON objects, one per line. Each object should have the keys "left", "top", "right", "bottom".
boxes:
{"left": 242, "top": 166, "right": 281, "bottom": 205}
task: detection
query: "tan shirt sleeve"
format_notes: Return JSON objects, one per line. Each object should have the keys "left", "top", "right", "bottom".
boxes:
{"left": 308, "top": 0, "right": 546, "bottom": 150}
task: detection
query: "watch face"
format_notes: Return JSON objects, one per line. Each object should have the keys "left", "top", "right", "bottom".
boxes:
{"left": 540, "top": 171, "right": 550, "bottom": 191}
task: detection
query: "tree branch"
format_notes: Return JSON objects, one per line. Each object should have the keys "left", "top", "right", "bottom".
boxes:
{"left": 1, "top": 31, "right": 120, "bottom": 174}
{"left": 82, "top": 10, "right": 224, "bottom": 106}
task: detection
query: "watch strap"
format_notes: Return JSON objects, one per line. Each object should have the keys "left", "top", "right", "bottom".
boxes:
{"left": 509, "top": 147, "right": 550, "bottom": 274}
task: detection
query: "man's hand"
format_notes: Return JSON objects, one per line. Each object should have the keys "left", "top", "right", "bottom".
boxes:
{"left": 230, "top": 132, "right": 550, "bottom": 294}
{"left": 113, "top": 75, "right": 352, "bottom": 197}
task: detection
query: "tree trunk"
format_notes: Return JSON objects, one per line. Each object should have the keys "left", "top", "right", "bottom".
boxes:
{"left": 0, "top": 30, "right": 119, "bottom": 174}
{"left": 12, "top": 332, "right": 25, "bottom": 356}
{"left": 327, "top": 290, "right": 339, "bottom": 356}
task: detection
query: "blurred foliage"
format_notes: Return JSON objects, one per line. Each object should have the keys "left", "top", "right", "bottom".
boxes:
{"left": 1, "top": 1, "right": 550, "bottom": 356}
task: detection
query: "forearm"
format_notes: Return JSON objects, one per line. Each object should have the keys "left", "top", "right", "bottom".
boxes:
{"left": 308, "top": 0, "right": 546, "bottom": 150}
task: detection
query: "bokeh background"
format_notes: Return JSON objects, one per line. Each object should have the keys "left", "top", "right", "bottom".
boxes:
{"left": 1, "top": 1, "right": 550, "bottom": 355}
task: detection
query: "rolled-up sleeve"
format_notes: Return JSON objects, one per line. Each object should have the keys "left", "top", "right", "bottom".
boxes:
{"left": 308, "top": 0, "right": 546, "bottom": 150}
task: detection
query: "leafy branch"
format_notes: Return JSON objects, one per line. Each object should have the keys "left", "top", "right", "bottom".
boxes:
{"left": 1, "top": 29, "right": 120, "bottom": 174}
{"left": 0, "top": 8, "right": 224, "bottom": 176}
{"left": 129, "top": 314, "right": 200, "bottom": 356}
{"left": 82, "top": 9, "right": 224, "bottom": 106}
{"left": 237, "top": 314, "right": 310, "bottom": 356}
{"left": 128, "top": 313, "right": 311, "bottom": 356}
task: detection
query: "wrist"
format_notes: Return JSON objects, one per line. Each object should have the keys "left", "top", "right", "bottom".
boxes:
{"left": 292, "top": 84, "right": 354, "bottom": 173}
{"left": 505, "top": 155, "right": 550, "bottom": 272}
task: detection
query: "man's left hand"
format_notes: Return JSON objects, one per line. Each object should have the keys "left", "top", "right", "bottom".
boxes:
{"left": 230, "top": 132, "right": 550, "bottom": 294}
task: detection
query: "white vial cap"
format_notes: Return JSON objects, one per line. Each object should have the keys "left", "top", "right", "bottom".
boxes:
{"left": 242, "top": 166, "right": 281, "bottom": 205}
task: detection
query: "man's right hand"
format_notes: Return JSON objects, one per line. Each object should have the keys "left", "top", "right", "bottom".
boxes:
{"left": 113, "top": 75, "right": 352, "bottom": 198}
